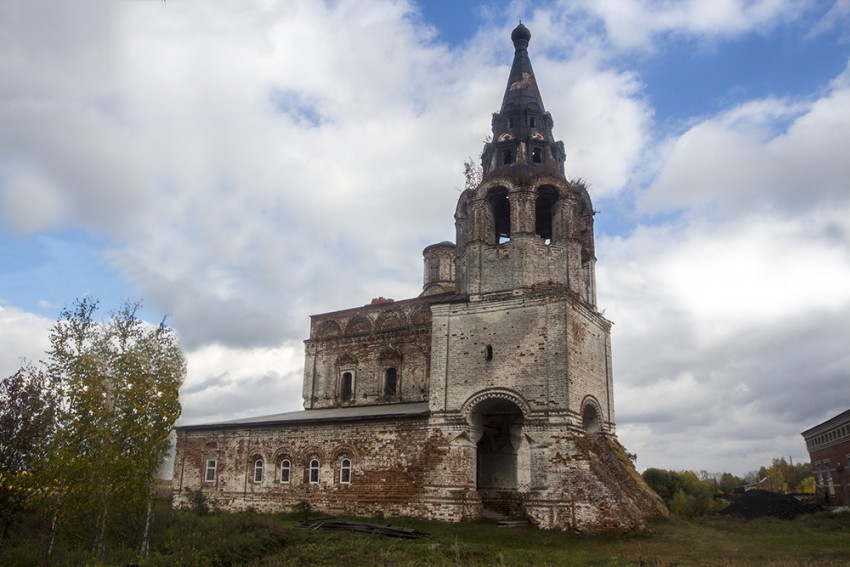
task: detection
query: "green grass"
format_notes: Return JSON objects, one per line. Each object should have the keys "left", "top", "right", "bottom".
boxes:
{"left": 3, "top": 505, "right": 849, "bottom": 566}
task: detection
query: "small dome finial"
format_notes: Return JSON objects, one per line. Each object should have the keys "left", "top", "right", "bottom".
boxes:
{"left": 511, "top": 22, "right": 531, "bottom": 48}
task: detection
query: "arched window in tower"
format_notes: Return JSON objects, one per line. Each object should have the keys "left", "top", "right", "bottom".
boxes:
{"left": 529, "top": 116, "right": 536, "bottom": 128}
{"left": 429, "top": 258, "right": 439, "bottom": 281}
{"left": 535, "top": 186, "right": 558, "bottom": 243}
{"left": 501, "top": 148, "right": 513, "bottom": 165}
{"left": 531, "top": 146, "right": 543, "bottom": 163}
{"left": 508, "top": 115, "right": 515, "bottom": 128}
{"left": 384, "top": 367, "right": 398, "bottom": 396}
{"left": 487, "top": 187, "right": 511, "bottom": 244}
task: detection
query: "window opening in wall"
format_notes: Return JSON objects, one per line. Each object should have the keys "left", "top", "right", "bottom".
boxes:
{"left": 340, "top": 458, "right": 352, "bottom": 484}
{"left": 502, "top": 148, "right": 513, "bottom": 165}
{"left": 341, "top": 372, "right": 353, "bottom": 401}
{"left": 508, "top": 116, "right": 514, "bottom": 128}
{"left": 531, "top": 147, "right": 543, "bottom": 163}
{"left": 309, "top": 458, "right": 320, "bottom": 484}
{"left": 280, "top": 458, "right": 291, "bottom": 484}
{"left": 485, "top": 345, "right": 493, "bottom": 361}
{"left": 429, "top": 259, "right": 439, "bottom": 281}
{"left": 535, "top": 186, "right": 558, "bottom": 243}
{"left": 253, "top": 458, "right": 264, "bottom": 483}
{"left": 529, "top": 116, "right": 536, "bottom": 128}
{"left": 487, "top": 187, "right": 511, "bottom": 244}
{"left": 384, "top": 367, "right": 398, "bottom": 396}
{"left": 825, "top": 463, "right": 835, "bottom": 494}
{"left": 205, "top": 459, "right": 217, "bottom": 483}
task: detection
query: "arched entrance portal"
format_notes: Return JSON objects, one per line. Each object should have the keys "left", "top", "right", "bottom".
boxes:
{"left": 469, "top": 397, "right": 525, "bottom": 516}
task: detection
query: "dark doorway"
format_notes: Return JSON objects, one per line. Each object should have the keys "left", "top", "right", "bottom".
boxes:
{"left": 471, "top": 398, "right": 525, "bottom": 515}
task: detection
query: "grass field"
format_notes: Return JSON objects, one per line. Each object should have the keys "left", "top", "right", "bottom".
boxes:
{"left": 3, "top": 506, "right": 849, "bottom": 566}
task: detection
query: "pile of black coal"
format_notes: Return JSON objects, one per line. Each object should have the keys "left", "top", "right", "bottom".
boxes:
{"left": 719, "top": 489, "right": 808, "bottom": 519}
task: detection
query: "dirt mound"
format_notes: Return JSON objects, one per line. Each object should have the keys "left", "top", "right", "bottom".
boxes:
{"left": 720, "top": 489, "right": 807, "bottom": 519}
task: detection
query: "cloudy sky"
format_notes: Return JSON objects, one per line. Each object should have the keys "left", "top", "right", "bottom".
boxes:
{"left": 2, "top": 0, "right": 849, "bottom": 477}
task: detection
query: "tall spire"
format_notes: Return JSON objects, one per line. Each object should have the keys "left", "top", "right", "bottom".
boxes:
{"left": 500, "top": 23, "right": 544, "bottom": 119}
{"left": 481, "top": 23, "right": 566, "bottom": 181}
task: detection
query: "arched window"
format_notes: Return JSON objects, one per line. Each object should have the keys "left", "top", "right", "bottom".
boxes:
{"left": 280, "top": 458, "right": 291, "bottom": 484}
{"left": 531, "top": 146, "right": 543, "bottom": 163}
{"left": 384, "top": 367, "right": 398, "bottom": 396}
{"left": 535, "top": 186, "right": 558, "bottom": 243}
{"left": 253, "top": 457, "right": 264, "bottom": 483}
{"left": 309, "top": 458, "right": 320, "bottom": 484}
{"left": 340, "top": 458, "right": 352, "bottom": 485}
{"left": 501, "top": 148, "right": 513, "bottom": 165}
{"left": 487, "top": 187, "right": 511, "bottom": 244}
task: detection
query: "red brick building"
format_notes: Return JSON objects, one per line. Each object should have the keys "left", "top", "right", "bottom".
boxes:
{"left": 172, "top": 24, "right": 666, "bottom": 532}
{"left": 802, "top": 408, "right": 850, "bottom": 505}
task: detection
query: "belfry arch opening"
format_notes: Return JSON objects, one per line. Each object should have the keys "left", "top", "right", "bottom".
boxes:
{"left": 470, "top": 397, "right": 525, "bottom": 514}
{"left": 535, "top": 186, "right": 558, "bottom": 243}
{"left": 487, "top": 187, "right": 511, "bottom": 244}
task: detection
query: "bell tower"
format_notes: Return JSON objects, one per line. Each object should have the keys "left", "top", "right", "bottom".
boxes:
{"left": 422, "top": 24, "right": 664, "bottom": 529}
{"left": 454, "top": 23, "right": 597, "bottom": 305}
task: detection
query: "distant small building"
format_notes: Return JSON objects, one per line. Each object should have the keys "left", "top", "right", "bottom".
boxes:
{"left": 801, "top": 408, "right": 850, "bottom": 505}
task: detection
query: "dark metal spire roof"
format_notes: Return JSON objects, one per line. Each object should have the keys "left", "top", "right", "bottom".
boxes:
{"left": 500, "top": 23, "right": 545, "bottom": 117}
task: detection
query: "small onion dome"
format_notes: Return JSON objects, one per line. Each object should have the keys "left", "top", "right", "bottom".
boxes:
{"left": 511, "top": 23, "right": 531, "bottom": 47}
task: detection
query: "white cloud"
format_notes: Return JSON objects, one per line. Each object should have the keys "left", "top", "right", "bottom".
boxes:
{"left": 640, "top": 68, "right": 850, "bottom": 215}
{"left": 565, "top": 0, "right": 807, "bottom": 50}
{"left": 2, "top": 170, "right": 66, "bottom": 232}
{"left": 0, "top": 305, "right": 52, "bottom": 378}
{"left": 179, "top": 341, "right": 304, "bottom": 424}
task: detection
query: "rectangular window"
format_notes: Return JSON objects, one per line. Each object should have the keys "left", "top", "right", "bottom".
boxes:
{"left": 429, "top": 259, "right": 440, "bottom": 281}
{"left": 384, "top": 368, "right": 398, "bottom": 396}
{"left": 341, "top": 372, "right": 353, "bottom": 401}
{"left": 205, "top": 459, "right": 217, "bottom": 483}
{"left": 824, "top": 463, "right": 835, "bottom": 494}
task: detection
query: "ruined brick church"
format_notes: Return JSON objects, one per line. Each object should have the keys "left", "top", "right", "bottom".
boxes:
{"left": 173, "top": 24, "right": 666, "bottom": 532}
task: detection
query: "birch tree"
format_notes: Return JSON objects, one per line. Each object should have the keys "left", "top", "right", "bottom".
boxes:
{"left": 46, "top": 298, "right": 185, "bottom": 557}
